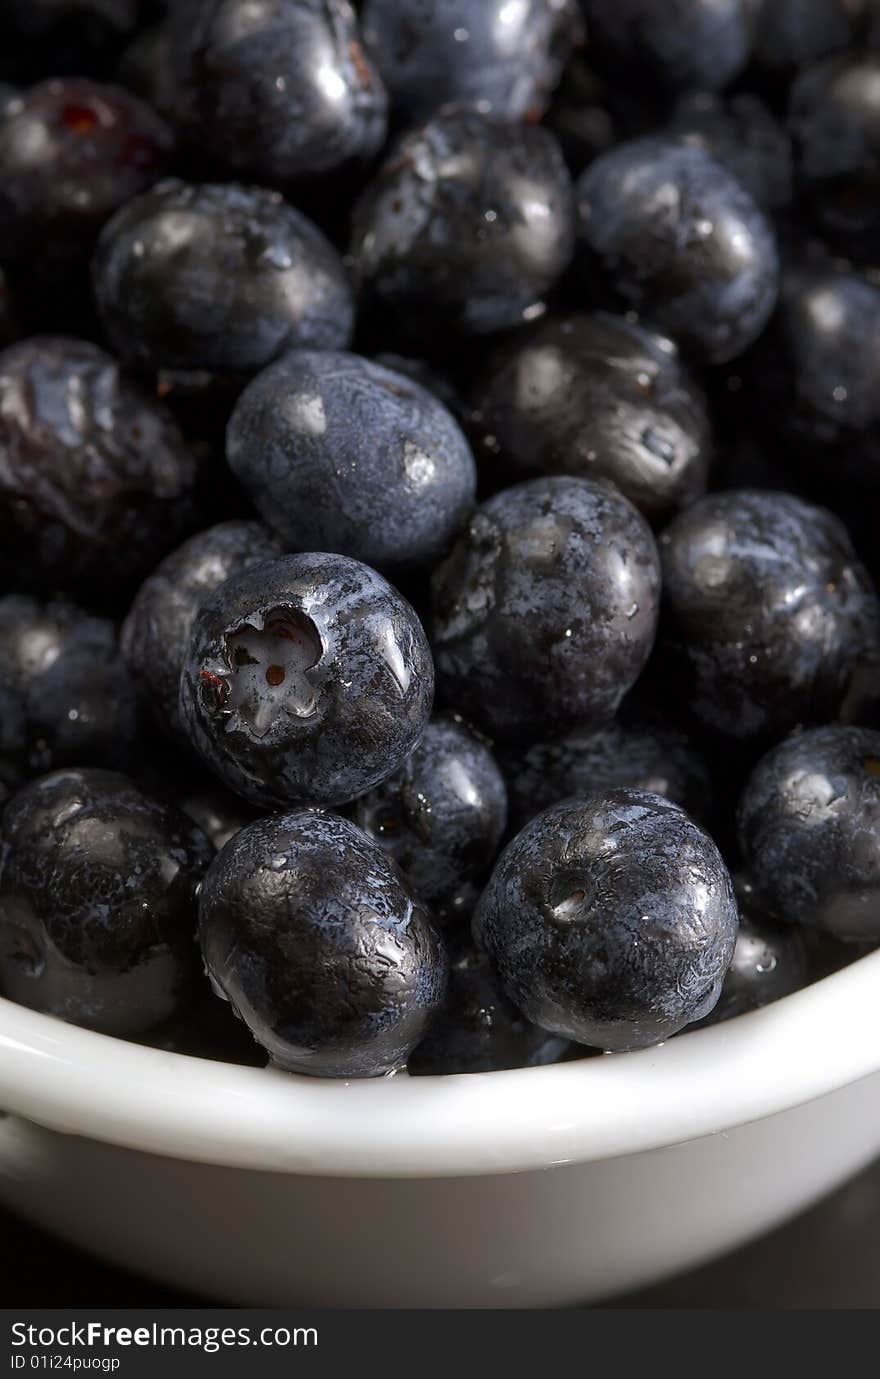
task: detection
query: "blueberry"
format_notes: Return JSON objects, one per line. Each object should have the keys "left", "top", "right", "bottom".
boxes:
{"left": 407, "top": 938, "right": 568, "bottom": 1075}
{"left": 470, "top": 312, "right": 712, "bottom": 524}
{"left": 659, "top": 489, "right": 880, "bottom": 742}
{"left": 578, "top": 0, "right": 751, "bottom": 96}
{"left": 789, "top": 53, "right": 880, "bottom": 263}
{"left": 431, "top": 476, "right": 661, "bottom": 742}
{"left": 0, "top": 768, "right": 213, "bottom": 1035}
{"left": 746, "top": 262, "right": 880, "bottom": 490}
{"left": 749, "top": 0, "right": 866, "bottom": 74}
{"left": 353, "top": 713, "right": 508, "bottom": 924}
{"left": 362, "top": 0, "right": 582, "bottom": 123}
{"left": 576, "top": 137, "right": 779, "bottom": 364}
{"left": 498, "top": 720, "right": 710, "bottom": 833}
{"left": 226, "top": 351, "right": 476, "bottom": 574}
{"left": 92, "top": 180, "right": 355, "bottom": 375}
{"left": 198, "top": 808, "right": 448, "bottom": 1077}
{"left": 122, "top": 520, "right": 286, "bottom": 744}
{"left": 0, "top": 594, "right": 140, "bottom": 774}
{"left": 0, "top": 336, "right": 197, "bottom": 598}
{"left": 179, "top": 552, "right": 434, "bottom": 808}
{"left": 667, "top": 93, "right": 794, "bottom": 212}
{"left": 473, "top": 789, "right": 738, "bottom": 1051}
{"left": 350, "top": 108, "right": 575, "bottom": 339}
{"left": 695, "top": 877, "right": 810, "bottom": 1026}
{"left": 738, "top": 725, "right": 880, "bottom": 942}
{"left": 168, "top": 0, "right": 387, "bottom": 182}
{"left": 0, "top": 79, "right": 172, "bottom": 269}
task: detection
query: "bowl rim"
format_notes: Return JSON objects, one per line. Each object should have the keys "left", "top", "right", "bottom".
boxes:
{"left": 1, "top": 949, "right": 879, "bottom": 1179}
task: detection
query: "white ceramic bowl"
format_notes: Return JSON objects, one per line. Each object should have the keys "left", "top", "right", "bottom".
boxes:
{"left": 2, "top": 950, "right": 880, "bottom": 1308}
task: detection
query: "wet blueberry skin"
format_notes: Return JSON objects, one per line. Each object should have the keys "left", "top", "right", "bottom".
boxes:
{"left": 0, "top": 336, "right": 197, "bottom": 598}
{"left": 789, "top": 53, "right": 880, "bottom": 262}
{"left": 227, "top": 351, "right": 477, "bottom": 575}
{"left": 659, "top": 489, "right": 880, "bottom": 743}
{"left": 473, "top": 789, "right": 739, "bottom": 1052}
{"left": 407, "top": 938, "right": 569, "bottom": 1076}
{"left": 695, "top": 878, "right": 810, "bottom": 1027}
{"left": 470, "top": 312, "right": 712, "bottom": 524}
{"left": 0, "top": 78, "right": 172, "bottom": 268}
{"left": 578, "top": 0, "right": 751, "bottom": 96}
{"left": 169, "top": 0, "right": 388, "bottom": 183}
{"left": 0, "top": 594, "right": 140, "bottom": 774}
{"left": 179, "top": 551, "right": 434, "bottom": 809}
{"left": 362, "top": 0, "right": 581, "bottom": 123}
{"left": 576, "top": 137, "right": 779, "bottom": 365}
{"left": 738, "top": 725, "right": 880, "bottom": 942}
{"left": 122, "top": 520, "right": 286, "bottom": 744}
{"left": 353, "top": 713, "right": 508, "bottom": 925}
{"left": 498, "top": 719, "right": 710, "bottom": 834}
{"left": 199, "top": 808, "right": 448, "bottom": 1077}
{"left": 667, "top": 93, "right": 795, "bottom": 213}
{"left": 431, "top": 475, "right": 661, "bottom": 743}
{"left": 92, "top": 179, "right": 355, "bottom": 376}
{"left": 350, "top": 108, "right": 576, "bottom": 340}
{"left": 0, "top": 768, "right": 213, "bottom": 1036}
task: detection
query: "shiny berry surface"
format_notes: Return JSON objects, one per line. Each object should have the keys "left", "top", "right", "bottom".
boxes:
{"left": 199, "top": 808, "right": 448, "bottom": 1077}
{"left": 93, "top": 180, "right": 355, "bottom": 375}
{"left": 431, "top": 476, "right": 661, "bottom": 741}
{"left": 738, "top": 725, "right": 880, "bottom": 942}
{"left": 0, "top": 768, "right": 212, "bottom": 1036}
{"left": 0, "top": 336, "right": 197, "bottom": 598}
{"left": 180, "top": 552, "right": 434, "bottom": 808}
{"left": 470, "top": 312, "right": 712, "bottom": 523}
{"left": 474, "top": 789, "right": 738, "bottom": 1052}
{"left": 353, "top": 714, "right": 508, "bottom": 924}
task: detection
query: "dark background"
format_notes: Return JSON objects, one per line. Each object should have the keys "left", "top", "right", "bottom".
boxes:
{"left": 6, "top": 1155, "right": 880, "bottom": 1308}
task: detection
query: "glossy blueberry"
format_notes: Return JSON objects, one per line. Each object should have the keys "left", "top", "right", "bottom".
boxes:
{"left": 659, "top": 490, "right": 880, "bottom": 742}
{"left": 498, "top": 720, "right": 710, "bottom": 833}
{"left": 578, "top": 0, "right": 750, "bottom": 96}
{"left": 199, "top": 808, "right": 448, "bottom": 1077}
{"left": 749, "top": 0, "right": 866, "bottom": 73}
{"left": 179, "top": 552, "right": 434, "bottom": 808}
{"left": 0, "top": 768, "right": 213, "bottom": 1035}
{"left": 789, "top": 53, "right": 880, "bottom": 262}
{"left": 227, "top": 351, "right": 476, "bottom": 574}
{"left": 92, "top": 180, "right": 355, "bottom": 375}
{"left": 0, "top": 594, "right": 139, "bottom": 774}
{"left": 473, "top": 790, "right": 738, "bottom": 1051}
{"left": 695, "top": 877, "right": 810, "bottom": 1026}
{"left": 667, "top": 93, "right": 794, "bottom": 212}
{"left": 746, "top": 263, "right": 880, "bottom": 487}
{"left": 350, "top": 108, "right": 575, "bottom": 339}
{"left": 738, "top": 726, "right": 880, "bottom": 942}
{"left": 122, "top": 521, "right": 286, "bottom": 744}
{"left": 168, "top": 0, "right": 387, "bottom": 182}
{"left": 407, "top": 939, "right": 569, "bottom": 1075}
{"left": 0, "top": 79, "right": 172, "bottom": 268}
{"left": 353, "top": 714, "right": 507, "bottom": 924}
{"left": 576, "top": 137, "right": 779, "bottom": 365}
{"left": 0, "top": 336, "right": 197, "bottom": 597}
{"left": 362, "top": 0, "right": 581, "bottom": 123}
{"left": 431, "top": 476, "right": 661, "bottom": 742}
{"left": 470, "top": 312, "right": 712, "bottom": 524}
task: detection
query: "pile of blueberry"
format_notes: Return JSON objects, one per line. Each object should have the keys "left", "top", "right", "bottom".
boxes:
{"left": 2, "top": 0, "right": 880, "bottom": 1081}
